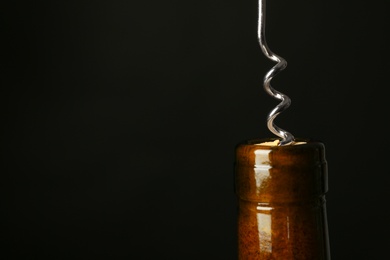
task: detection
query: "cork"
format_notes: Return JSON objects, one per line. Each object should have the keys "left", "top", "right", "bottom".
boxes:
{"left": 235, "top": 138, "right": 331, "bottom": 259}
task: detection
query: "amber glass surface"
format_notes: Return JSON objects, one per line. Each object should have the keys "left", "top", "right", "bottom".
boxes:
{"left": 235, "top": 138, "right": 331, "bottom": 260}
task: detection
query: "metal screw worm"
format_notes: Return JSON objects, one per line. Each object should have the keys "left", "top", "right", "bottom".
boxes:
{"left": 257, "top": 0, "right": 295, "bottom": 146}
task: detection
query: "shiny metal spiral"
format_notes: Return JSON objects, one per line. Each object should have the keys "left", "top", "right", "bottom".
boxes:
{"left": 258, "top": 0, "right": 295, "bottom": 146}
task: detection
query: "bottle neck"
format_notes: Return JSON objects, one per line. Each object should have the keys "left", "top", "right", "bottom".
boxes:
{"left": 235, "top": 138, "right": 330, "bottom": 259}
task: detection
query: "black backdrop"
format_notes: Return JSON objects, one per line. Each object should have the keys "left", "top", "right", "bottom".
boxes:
{"left": 2, "top": 0, "right": 389, "bottom": 259}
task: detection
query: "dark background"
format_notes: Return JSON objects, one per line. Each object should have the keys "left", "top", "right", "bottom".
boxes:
{"left": 1, "top": 0, "right": 389, "bottom": 259}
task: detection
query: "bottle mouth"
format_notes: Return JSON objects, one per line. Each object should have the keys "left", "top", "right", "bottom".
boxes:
{"left": 255, "top": 139, "right": 307, "bottom": 147}
{"left": 245, "top": 137, "right": 311, "bottom": 147}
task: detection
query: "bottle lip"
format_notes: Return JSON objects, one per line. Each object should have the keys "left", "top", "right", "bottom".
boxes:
{"left": 235, "top": 137, "right": 327, "bottom": 169}
{"left": 235, "top": 137, "right": 329, "bottom": 201}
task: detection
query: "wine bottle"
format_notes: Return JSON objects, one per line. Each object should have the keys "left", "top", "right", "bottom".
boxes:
{"left": 235, "top": 138, "right": 331, "bottom": 259}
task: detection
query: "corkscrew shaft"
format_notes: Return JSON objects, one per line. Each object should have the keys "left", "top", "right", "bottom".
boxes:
{"left": 258, "top": 0, "right": 295, "bottom": 146}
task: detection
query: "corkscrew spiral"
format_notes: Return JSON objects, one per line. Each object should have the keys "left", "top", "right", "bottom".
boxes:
{"left": 258, "top": 0, "right": 295, "bottom": 146}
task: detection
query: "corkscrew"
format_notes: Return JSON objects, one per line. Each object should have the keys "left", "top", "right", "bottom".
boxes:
{"left": 258, "top": 0, "right": 295, "bottom": 146}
